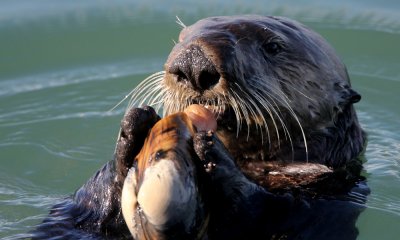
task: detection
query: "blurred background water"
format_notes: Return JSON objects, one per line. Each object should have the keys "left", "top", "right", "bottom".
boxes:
{"left": 0, "top": 0, "right": 399, "bottom": 239}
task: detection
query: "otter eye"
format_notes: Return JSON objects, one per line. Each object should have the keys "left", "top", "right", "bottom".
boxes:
{"left": 263, "top": 42, "right": 283, "bottom": 55}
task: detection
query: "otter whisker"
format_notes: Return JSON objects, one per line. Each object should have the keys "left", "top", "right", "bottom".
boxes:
{"left": 187, "top": 95, "right": 193, "bottom": 111}
{"left": 109, "top": 88, "right": 136, "bottom": 112}
{"left": 176, "top": 16, "right": 186, "bottom": 28}
{"left": 149, "top": 83, "right": 166, "bottom": 103}
{"left": 127, "top": 71, "right": 165, "bottom": 110}
{"left": 242, "top": 86, "right": 273, "bottom": 145}
{"left": 250, "top": 86, "right": 295, "bottom": 159}
{"left": 233, "top": 82, "right": 267, "bottom": 143}
{"left": 257, "top": 81, "right": 298, "bottom": 152}
{"left": 134, "top": 84, "right": 161, "bottom": 110}
{"left": 149, "top": 88, "right": 168, "bottom": 113}
{"left": 254, "top": 79, "right": 293, "bottom": 120}
{"left": 243, "top": 94, "right": 265, "bottom": 143}
{"left": 150, "top": 91, "right": 165, "bottom": 112}
{"left": 220, "top": 90, "right": 229, "bottom": 119}
{"left": 257, "top": 80, "right": 308, "bottom": 161}
{"left": 246, "top": 77, "right": 309, "bottom": 161}
{"left": 177, "top": 91, "right": 186, "bottom": 111}
{"left": 279, "top": 79, "right": 316, "bottom": 103}
{"left": 131, "top": 71, "right": 164, "bottom": 98}
{"left": 138, "top": 82, "right": 164, "bottom": 108}
{"left": 236, "top": 93, "right": 255, "bottom": 141}
{"left": 167, "top": 90, "right": 178, "bottom": 114}
{"left": 110, "top": 71, "right": 164, "bottom": 112}
{"left": 162, "top": 93, "right": 170, "bottom": 115}
{"left": 273, "top": 98, "right": 307, "bottom": 160}
{"left": 155, "top": 87, "right": 175, "bottom": 116}
{"left": 149, "top": 99, "right": 165, "bottom": 112}
{"left": 244, "top": 80, "right": 283, "bottom": 142}
{"left": 243, "top": 84, "right": 280, "bottom": 146}
{"left": 168, "top": 90, "right": 177, "bottom": 114}
{"left": 252, "top": 77, "right": 289, "bottom": 106}
{"left": 163, "top": 94, "right": 171, "bottom": 116}
{"left": 215, "top": 92, "right": 225, "bottom": 119}
{"left": 248, "top": 80, "right": 286, "bottom": 140}
{"left": 185, "top": 96, "right": 190, "bottom": 111}
{"left": 220, "top": 95, "right": 226, "bottom": 117}
{"left": 230, "top": 88, "right": 252, "bottom": 139}
{"left": 252, "top": 80, "right": 286, "bottom": 124}
{"left": 228, "top": 89, "right": 244, "bottom": 137}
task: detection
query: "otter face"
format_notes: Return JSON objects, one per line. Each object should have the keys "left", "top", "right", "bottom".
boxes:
{"left": 121, "top": 113, "right": 208, "bottom": 240}
{"left": 128, "top": 15, "right": 364, "bottom": 168}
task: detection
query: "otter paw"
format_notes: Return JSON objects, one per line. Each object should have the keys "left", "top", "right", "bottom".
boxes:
{"left": 119, "top": 106, "right": 160, "bottom": 140}
{"left": 193, "top": 130, "right": 216, "bottom": 172}
{"left": 115, "top": 106, "right": 160, "bottom": 176}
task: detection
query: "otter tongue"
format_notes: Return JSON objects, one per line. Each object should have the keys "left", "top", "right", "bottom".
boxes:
{"left": 184, "top": 104, "right": 217, "bottom": 131}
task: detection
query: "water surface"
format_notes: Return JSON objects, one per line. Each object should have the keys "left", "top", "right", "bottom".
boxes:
{"left": 1, "top": 1, "right": 399, "bottom": 239}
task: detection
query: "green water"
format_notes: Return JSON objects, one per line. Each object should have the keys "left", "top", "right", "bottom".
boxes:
{"left": 1, "top": 1, "right": 399, "bottom": 239}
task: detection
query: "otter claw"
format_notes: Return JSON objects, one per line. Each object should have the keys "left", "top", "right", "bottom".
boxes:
{"left": 194, "top": 131, "right": 214, "bottom": 160}
{"left": 206, "top": 130, "right": 213, "bottom": 137}
{"left": 204, "top": 162, "right": 217, "bottom": 173}
{"left": 193, "top": 131, "right": 218, "bottom": 173}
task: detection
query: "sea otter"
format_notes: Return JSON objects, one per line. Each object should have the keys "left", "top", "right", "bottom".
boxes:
{"left": 31, "top": 15, "right": 367, "bottom": 239}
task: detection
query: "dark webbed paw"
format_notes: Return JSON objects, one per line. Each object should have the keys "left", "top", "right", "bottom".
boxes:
{"left": 193, "top": 131, "right": 237, "bottom": 177}
{"left": 193, "top": 130, "right": 216, "bottom": 172}
{"left": 115, "top": 106, "right": 160, "bottom": 178}
{"left": 193, "top": 130, "right": 276, "bottom": 239}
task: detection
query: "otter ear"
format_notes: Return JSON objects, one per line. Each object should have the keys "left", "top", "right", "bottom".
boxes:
{"left": 338, "top": 87, "right": 361, "bottom": 108}
{"left": 348, "top": 88, "right": 361, "bottom": 104}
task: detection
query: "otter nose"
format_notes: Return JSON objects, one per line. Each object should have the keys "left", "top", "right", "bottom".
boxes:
{"left": 168, "top": 45, "right": 220, "bottom": 91}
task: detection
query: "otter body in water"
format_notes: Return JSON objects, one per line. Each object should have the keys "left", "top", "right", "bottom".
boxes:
{"left": 31, "top": 16, "right": 367, "bottom": 239}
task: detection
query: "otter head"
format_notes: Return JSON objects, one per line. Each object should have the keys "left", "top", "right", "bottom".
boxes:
{"left": 161, "top": 15, "right": 364, "bottom": 167}
{"left": 121, "top": 106, "right": 215, "bottom": 240}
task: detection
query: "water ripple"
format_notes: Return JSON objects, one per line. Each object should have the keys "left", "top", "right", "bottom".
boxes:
{"left": 0, "top": 0, "right": 399, "bottom": 34}
{"left": 357, "top": 110, "right": 400, "bottom": 217}
{"left": 0, "top": 109, "right": 123, "bottom": 128}
{"left": 0, "top": 174, "right": 59, "bottom": 208}
{"left": 0, "top": 59, "right": 163, "bottom": 97}
{"left": 367, "top": 194, "right": 400, "bottom": 217}
{"left": 0, "top": 174, "right": 58, "bottom": 237}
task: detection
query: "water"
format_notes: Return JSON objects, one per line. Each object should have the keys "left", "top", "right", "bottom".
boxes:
{"left": 1, "top": 0, "right": 399, "bottom": 239}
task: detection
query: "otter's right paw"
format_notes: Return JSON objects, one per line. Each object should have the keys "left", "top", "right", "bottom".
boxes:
{"left": 115, "top": 106, "right": 160, "bottom": 177}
